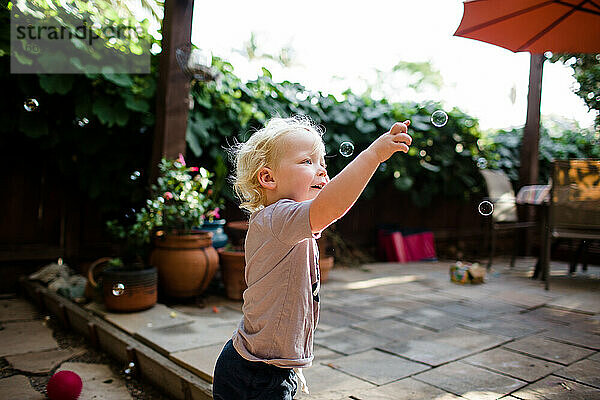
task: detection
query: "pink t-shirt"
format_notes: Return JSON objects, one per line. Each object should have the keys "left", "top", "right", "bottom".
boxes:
{"left": 232, "top": 199, "right": 321, "bottom": 368}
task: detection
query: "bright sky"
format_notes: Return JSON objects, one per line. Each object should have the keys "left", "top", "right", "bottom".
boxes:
{"left": 191, "top": 0, "right": 597, "bottom": 131}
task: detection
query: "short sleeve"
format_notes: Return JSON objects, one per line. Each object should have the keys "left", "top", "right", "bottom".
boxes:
{"left": 269, "top": 199, "right": 320, "bottom": 245}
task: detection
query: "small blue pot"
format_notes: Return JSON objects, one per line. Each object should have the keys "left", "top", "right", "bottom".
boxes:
{"left": 195, "top": 219, "right": 229, "bottom": 249}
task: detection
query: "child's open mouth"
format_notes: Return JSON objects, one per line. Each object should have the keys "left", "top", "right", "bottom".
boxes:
{"left": 310, "top": 183, "right": 325, "bottom": 190}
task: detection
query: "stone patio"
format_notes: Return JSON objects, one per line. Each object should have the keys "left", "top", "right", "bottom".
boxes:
{"left": 2, "top": 257, "right": 600, "bottom": 399}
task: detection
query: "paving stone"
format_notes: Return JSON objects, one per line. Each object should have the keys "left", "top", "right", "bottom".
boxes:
{"left": 352, "top": 377, "right": 463, "bottom": 400}
{"left": 6, "top": 347, "right": 86, "bottom": 374}
{"left": 496, "top": 312, "right": 567, "bottom": 332}
{"left": 326, "top": 349, "right": 429, "bottom": 385}
{"left": 313, "top": 345, "right": 344, "bottom": 364}
{"left": 503, "top": 335, "right": 595, "bottom": 365}
{"left": 434, "top": 299, "right": 522, "bottom": 320}
{"left": 521, "top": 307, "right": 590, "bottom": 325}
{"left": 413, "top": 361, "right": 527, "bottom": 400}
{"left": 171, "top": 303, "right": 242, "bottom": 325}
{"left": 0, "top": 375, "right": 44, "bottom": 399}
{"left": 294, "top": 364, "right": 374, "bottom": 400}
{"left": 351, "top": 318, "right": 432, "bottom": 341}
{"left": 546, "top": 292, "right": 600, "bottom": 314}
{"left": 0, "top": 299, "right": 41, "bottom": 322}
{"left": 334, "top": 304, "right": 401, "bottom": 320}
{"left": 314, "top": 327, "right": 384, "bottom": 355}
{"left": 510, "top": 375, "right": 600, "bottom": 399}
{"left": 170, "top": 342, "right": 226, "bottom": 383}
{"left": 459, "top": 317, "right": 543, "bottom": 339}
{"left": 58, "top": 362, "right": 132, "bottom": 399}
{"left": 462, "top": 348, "right": 563, "bottom": 382}
{"left": 134, "top": 321, "right": 237, "bottom": 355}
{"left": 376, "top": 297, "right": 431, "bottom": 311}
{"left": 541, "top": 325, "right": 600, "bottom": 350}
{"left": 394, "top": 306, "right": 473, "bottom": 331}
{"left": 317, "top": 308, "right": 365, "bottom": 331}
{"left": 570, "top": 317, "right": 600, "bottom": 335}
{"left": 554, "top": 358, "right": 600, "bottom": 388}
{"left": 379, "top": 338, "right": 474, "bottom": 366}
{"left": 85, "top": 302, "right": 194, "bottom": 335}
{"left": 0, "top": 321, "right": 58, "bottom": 357}
{"left": 378, "top": 327, "right": 509, "bottom": 366}
{"left": 490, "top": 290, "right": 552, "bottom": 309}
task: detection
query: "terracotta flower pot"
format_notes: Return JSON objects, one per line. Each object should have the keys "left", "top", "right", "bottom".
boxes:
{"left": 217, "top": 249, "right": 247, "bottom": 300}
{"left": 150, "top": 232, "right": 219, "bottom": 298}
{"left": 319, "top": 255, "right": 334, "bottom": 284}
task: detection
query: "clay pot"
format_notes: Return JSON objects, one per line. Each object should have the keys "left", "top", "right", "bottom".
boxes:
{"left": 87, "top": 258, "right": 157, "bottom": 312}
{"left": 150, "top": 232, "right": 219, "bottom": 298}
{"left": 217, "top": 249, "right": 247, "bottom": 300}
{"left": 224, "top": 220, "right": 249, "bottom": 249}
{"left": 319, "top": 255, "right": 334, "bottom": 283}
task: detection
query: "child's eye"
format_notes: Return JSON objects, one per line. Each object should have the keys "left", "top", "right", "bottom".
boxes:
{"left": 303, "top": 159, "right": 312, "bottom": 164}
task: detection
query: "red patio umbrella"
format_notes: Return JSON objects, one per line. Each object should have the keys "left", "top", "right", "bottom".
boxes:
{"left": 453, "top": 0, "right": 600, "bottom": 187}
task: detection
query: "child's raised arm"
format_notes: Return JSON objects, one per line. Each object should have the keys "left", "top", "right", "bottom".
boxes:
{"left": 309, "top": 121, "right": 411, "bottom": 234}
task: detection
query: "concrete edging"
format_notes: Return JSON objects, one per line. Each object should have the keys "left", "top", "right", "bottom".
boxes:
{"left": 19, "top": 277, "right": 214, "bottom": 400}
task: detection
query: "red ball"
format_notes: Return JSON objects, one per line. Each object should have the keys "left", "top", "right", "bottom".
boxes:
{"left": 46, "top": 370, "right": 83, "bottom": 400}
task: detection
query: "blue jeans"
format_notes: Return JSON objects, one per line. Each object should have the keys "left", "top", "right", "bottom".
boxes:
{"left": 213, "top": 339, "right": 298, "bottom": 400}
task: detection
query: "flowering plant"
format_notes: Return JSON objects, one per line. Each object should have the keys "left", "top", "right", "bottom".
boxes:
{"left": 106, "top": 155, "right": 224, "bottom": 263}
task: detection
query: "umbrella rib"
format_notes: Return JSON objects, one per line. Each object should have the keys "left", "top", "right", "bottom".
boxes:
{"left": 554, "top": 0, "right": 600, "bottom": 15}
{"left": 455, "top": 1, "right": 554, "bottom": 35}
{"left": 517, "top": 0, "right": 592, "bottom": 51}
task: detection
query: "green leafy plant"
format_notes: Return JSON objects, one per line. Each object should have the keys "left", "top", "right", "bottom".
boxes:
{"left": 106, "top": 155, "right": 224, "bottom": 264}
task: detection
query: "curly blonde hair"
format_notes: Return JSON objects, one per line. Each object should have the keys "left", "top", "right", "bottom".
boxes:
{"left": 228, "top": 115, "right": 325, "bottom": 213}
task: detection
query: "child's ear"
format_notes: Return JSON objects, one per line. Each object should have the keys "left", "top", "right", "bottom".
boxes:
{"left": 257, "top": 167, "right": 276, "bottom": 190}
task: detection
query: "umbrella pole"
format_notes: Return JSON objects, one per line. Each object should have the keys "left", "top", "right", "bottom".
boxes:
{"left": 519, "top": 52, "right": 545, "bottom": 256}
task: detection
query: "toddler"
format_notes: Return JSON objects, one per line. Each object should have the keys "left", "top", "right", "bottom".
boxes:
{"left": 213, "top": 115, "right": 411, "bottom": 399}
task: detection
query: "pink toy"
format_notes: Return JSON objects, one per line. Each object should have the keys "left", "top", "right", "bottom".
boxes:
{"left": 46, "top": 370, "right": 83, "bottom": 400}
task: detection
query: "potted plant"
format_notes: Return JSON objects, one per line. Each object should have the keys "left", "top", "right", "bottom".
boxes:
{"left": 92, "top": 214, "right": 159, "bottom": 312}
{"left": 107, "top": 154, "right": 221, "bottom": 299}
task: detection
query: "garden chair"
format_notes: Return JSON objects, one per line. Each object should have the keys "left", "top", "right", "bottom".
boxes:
{"left": 481, "top": 169, "right": 537, "bottom": 270}
{"left": 542, "top": 159, "right": 600, "bottom": 290}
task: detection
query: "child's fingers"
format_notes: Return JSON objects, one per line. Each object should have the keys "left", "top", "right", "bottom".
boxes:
{"left": 392, "top": 132, "right": 412, "bottom": 146}
{"left": 389, "top": 120, "right": 410, "bottom": 135}
{"left": 394, "top": 142, "right": 410, "bottom": 153}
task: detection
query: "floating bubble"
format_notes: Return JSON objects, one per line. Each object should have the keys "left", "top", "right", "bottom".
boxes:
{"left": 419, "top": 150, "right": 427, "bottom": 157}
{"left": 477, "top": 157, "right": 488, "bottom": 169}
{"left": 76, "top": 117, "right": 89, "bottom": 127}
{"left": 378, "top": 163, "right": 387, "bottom": 172}
{"left": 455, "top": 143, "right": 464, "bottom": 153}
{"left": 426, "top": 139, "right": 433, "bottom": 146}
{"left": 123, "top": 362, "right": 136, "bottom": 378}
{"left": 430, "top": 110, "right": 448, "bottom": 127}
{"left": 478, "top": 201, "right": 494, "bottom": 216}
{"left": 393, "top": 170, "right": 400, "bottom": 178}
{"left": 339, "top": 141, "right": 354, "bottom": 157}
{"left": 24, "top": 98, "right": 39, "bottom": 112}
{"left": 130, "top": 170, "right": 141, "bottom": 181}
{"left": 112, "top": 283, "right": 125, "bottom": 296}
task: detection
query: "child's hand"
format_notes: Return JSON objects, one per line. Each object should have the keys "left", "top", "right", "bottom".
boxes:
{"left": 366, "top": 120, "right": 412, "bottom": 163}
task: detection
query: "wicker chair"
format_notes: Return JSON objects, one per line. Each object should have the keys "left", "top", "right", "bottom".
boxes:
{"left": 481, "top": 169, "right": 537, "bottom": 270}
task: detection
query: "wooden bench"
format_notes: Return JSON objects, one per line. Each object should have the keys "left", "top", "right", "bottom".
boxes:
{"left": 542, "top": 159, "right": 600, "bottom": 289}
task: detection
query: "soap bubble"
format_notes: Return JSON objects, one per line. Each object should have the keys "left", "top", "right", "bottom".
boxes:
{"left": 455, "top": 143, "right": 464, "bottom": 153}
{"left": 378, "top": 163, "right": 387, "bottom": 172}
{"left": 476, "top": 157, "right": 488, "bottom": 169}
{"left": 112, "top": 283, "right": 125, "bottom": 296}
{"left": 478, "top": 201, "right": 494, "bottom": 216}
{"left": 130, "top": 170, "right": 141, "bottom": 181}
{"left": 431, "top": 110, "right": 448, "bottom": 127}
{"left": 24, "top": 98, "right": 39, "bottom": 112}
{"left": 123, "top": 362, "right": 136, "bottom": 378}
{"left": 76, "top": 117, "right": 89, "bottom": 127}
{"left": 339, "top": 141, "right": 354, "bottom": 157}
